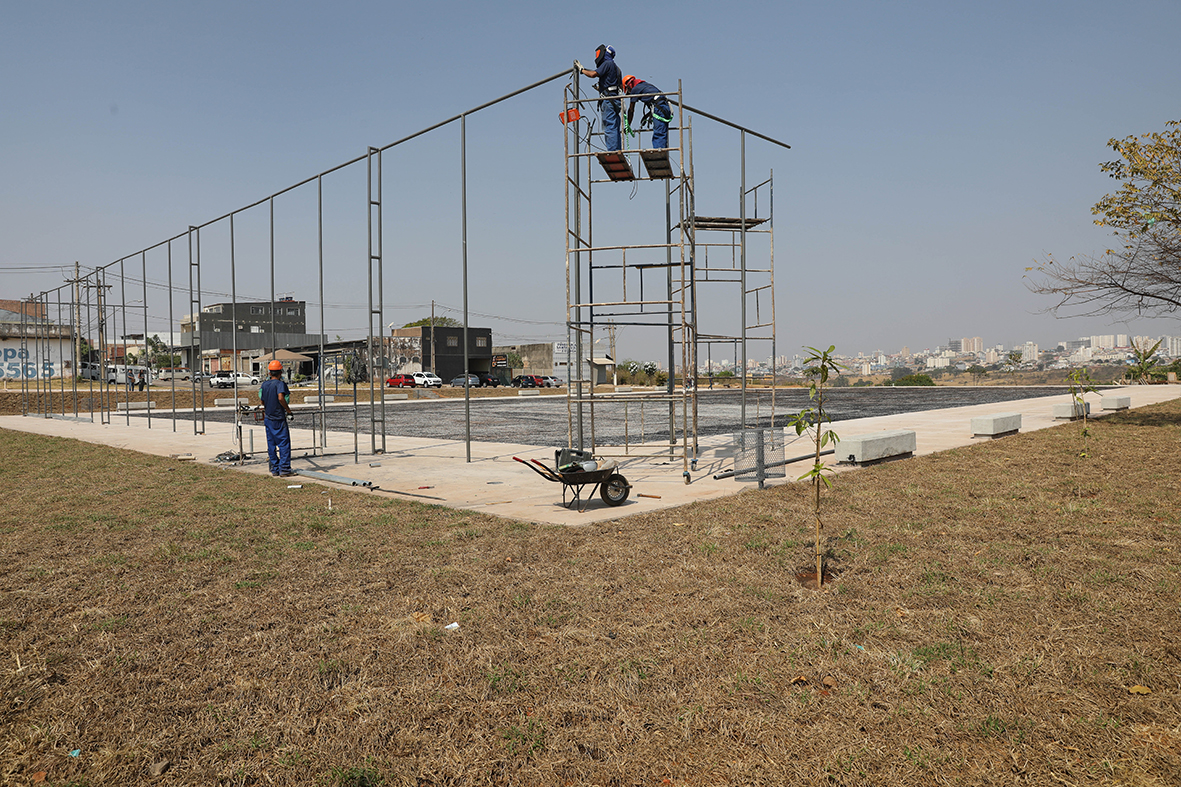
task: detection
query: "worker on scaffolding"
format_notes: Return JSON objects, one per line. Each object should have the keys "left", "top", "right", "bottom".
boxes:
{"left": 575, "top": 45, "right": 622, "bottom": 151}
{"left": 624, "top": 75, "right": 673, "bottom": 150}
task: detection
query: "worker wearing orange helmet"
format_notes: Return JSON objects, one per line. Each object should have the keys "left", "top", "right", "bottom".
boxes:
{"left": 259, "top": 358, "right": 295, "bottom": 477}
{"left": 623, "top": 74, "right": 673, "bottom": 149}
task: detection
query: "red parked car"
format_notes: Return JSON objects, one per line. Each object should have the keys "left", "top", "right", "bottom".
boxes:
{"left": 386, "top": 374, "right": 416, "bottom": 388}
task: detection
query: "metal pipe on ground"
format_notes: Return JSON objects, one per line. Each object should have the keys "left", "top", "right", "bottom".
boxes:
{"left": 294, "top": 470, "right": 374, "bottom": 488}
{"left": 712, "top": 449, "right": 835, "bottom": 480}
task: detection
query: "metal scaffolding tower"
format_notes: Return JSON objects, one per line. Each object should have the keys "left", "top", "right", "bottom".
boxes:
{"left": 563, "top": 74, "right": 781, "bottom": 478}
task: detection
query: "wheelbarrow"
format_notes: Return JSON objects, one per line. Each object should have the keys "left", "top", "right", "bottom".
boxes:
{"left": 513, "top": 452, "right": 631, "bottom": 511}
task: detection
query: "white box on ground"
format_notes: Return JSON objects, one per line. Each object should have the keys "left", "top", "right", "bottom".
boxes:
{"left": 971, "top": 412, "right": 1021, "bottom": 438}
{"left": 838, "top": 429, "right": 916, "bottom": 464}
{"left": 1101, "top": 395, "right": 1131, "bottom": 411}
{"left": 1052, "top": 402, "right": 1090, "bottom": 420}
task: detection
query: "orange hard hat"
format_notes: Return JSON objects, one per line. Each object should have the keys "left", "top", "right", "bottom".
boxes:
{"left": 268, "top": 359, "right": 283, "bottom": 371}
{"left": 623, "top": 74, "right": 637, "bottom": 91}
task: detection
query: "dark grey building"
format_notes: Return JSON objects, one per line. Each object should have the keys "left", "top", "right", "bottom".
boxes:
{"left": 391, "top": 326, "right": 494, "bottom": 381}
{"left": 180, "top": 298, "right": 324, "bottom": 366}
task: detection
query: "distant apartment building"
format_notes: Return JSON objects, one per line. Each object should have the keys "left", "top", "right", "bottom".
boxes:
{"left": 1021, "top": 342, "right": 1039, "bottom": 362}
{"left": 179, "top": 298, "right": 325, "bottom": 372}
{"left": 961, "top": 336, "right": 983, "bottom": 354}
{"left": 1160, "top": 336, "right": 1181, "bottom": 357}
{"left": 1090, "top": 334, "right": 1116, "bottom": 350}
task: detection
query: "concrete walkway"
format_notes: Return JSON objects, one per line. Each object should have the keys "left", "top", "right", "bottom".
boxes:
{"left": 4, "top": 386, "right": 1178, "bottom": 525}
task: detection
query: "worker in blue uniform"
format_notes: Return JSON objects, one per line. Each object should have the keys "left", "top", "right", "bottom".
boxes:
{"left": 259, "top": 359, "right": 295, "bottom": 476}
{"left": 575, "top": 45, "right": 622, "bottom": 152}
{"left": 624, "top": 75, "right": 673, "bottom": 149}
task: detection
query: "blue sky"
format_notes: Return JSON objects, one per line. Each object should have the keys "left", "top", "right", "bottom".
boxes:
{"left": 4, "top": 0, "right": 1180, "bottom": 361}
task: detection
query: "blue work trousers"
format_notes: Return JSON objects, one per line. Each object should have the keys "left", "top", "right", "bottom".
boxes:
{"left": 264, "top": 417, "right": 291, "bottom": 474}
{"left": 651, "top": 99, "right": 671, "bottom": 149}
{"left": 601, "top": 98, "right": 621, "bottom": 151}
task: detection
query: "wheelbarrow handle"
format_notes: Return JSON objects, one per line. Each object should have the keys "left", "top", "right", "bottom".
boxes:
{"left": 512, "top": 456, "right": 562, "bottom": 482}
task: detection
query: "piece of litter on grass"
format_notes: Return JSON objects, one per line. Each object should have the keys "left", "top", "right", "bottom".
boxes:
{"left": 822, "top": 675, "right": 838, "bottom": 688}
{"left": 637, "top": 493, "right": 662, "bottom": 499}
{"left": 854, "top": 644, "right": 866, "bottom": 652}
{"left": 150, "top": 760, "right": 170, "bottom": 777}
{"left": 1129, "top": 684, "right": 1152, "bottom": 695}
{"left": 790, "top": 676, "right": 808, "bottom": 686}
{"left": 69, "top": 750, "right": 81, "bottom": 757}
{"left": 444, "top": 622, "right": 459, "bottom": 632}
{"left": 487, "top": 481, "right": 503, "bottom": 484}
{"left": 32, "top": 772, "right": 46, "bottom": 784}
{"left": 287, "top": 484, "right": 302, "bottom": 489}
{"left": 672, "top": 522, "right": 685, "bottom": 527}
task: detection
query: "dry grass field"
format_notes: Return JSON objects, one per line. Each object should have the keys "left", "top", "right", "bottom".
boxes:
{"left": 2, "top": 399, "right": 1179, "bottom": 786}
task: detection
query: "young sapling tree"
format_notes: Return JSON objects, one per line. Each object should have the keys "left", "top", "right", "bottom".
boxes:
{"left": 1067, "top": 366, "right": 1099, "bottom": 458}
{"left": 788, "top": 345, "right": 844, "bottom": 588}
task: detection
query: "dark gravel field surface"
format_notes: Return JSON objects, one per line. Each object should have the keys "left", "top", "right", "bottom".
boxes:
{"left": 152, "top": 386, "right": 1098, "bottom": 447}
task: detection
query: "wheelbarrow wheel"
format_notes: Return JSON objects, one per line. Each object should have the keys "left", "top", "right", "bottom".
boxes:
{"left": 600, "top": 474, "right": 630, "bottom": 506}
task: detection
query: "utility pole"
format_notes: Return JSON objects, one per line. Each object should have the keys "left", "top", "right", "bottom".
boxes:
{"left": 607, "top": 319, "right": 618, "bottom": 386}
{"left": 430, "top": 300, "right": 436, "bottom": 375}
{"left": 70, "top": 262, "right": 82, "bottom": 368}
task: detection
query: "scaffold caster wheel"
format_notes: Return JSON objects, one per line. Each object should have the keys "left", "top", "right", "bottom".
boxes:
{"left": 683, "top": 471, "right": 691, "bottom": 485}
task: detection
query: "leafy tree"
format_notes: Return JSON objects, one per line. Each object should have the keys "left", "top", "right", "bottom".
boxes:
{"left": 967, "top": 364, "right": 988, "bottom": 385}
{"left": 402, "top": 316, "right": 462, "bottom": 328}
{"left": 892, "top": 373, "right": 935, "bottom": 386}
{"left": 890, "top": 366, "right": 914, "bottom": 381}
{"left": 146, "top": 334, "right": 179, "bottom": 368}
{"left": 1028, "top": 120, "right": 1181, "bottom": 317}
{"left": 1004, "top": 350, "right": 1023, "bottom": 382}
{"left": 1128, "top": 338, "right": 1162, "bottom": 384}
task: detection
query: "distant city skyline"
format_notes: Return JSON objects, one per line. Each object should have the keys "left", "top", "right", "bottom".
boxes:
{"left": 3, "top": 2, "right": 1180, "bottom": 362}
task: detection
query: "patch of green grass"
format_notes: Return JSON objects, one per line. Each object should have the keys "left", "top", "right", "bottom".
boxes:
{"left": 501, "top": 718, "right": 545, "bottom": 758}
{"left": 976, "top": 714, "right": 1031, "bottom": 742}
{"left": 870, "top": 543, "right": 908, "bottom": 562}
{"left": 743, "top": 536, "right": 770, "bottom": 553}
{"left": 487, "top": 664, "right": 523, "bottom": 695}
{"left": 93, "top": 614, "right": 130, "bottom": 632}
{"left": 327, "top": 764, "right": 384, "bottom": 787}
{"left": 736, "top": 616, "right": 764, "bottom": 634}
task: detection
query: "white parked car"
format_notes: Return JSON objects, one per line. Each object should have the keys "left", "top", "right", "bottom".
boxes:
{"left": 210, "top": 371, "right": 260, "bottom": 388}
{"left": 412, "top": 371, "right": 443, "bottom": 388}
